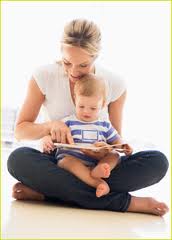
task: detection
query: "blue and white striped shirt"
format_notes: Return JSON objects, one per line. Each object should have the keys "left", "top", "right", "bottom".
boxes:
{"left": 56, "top": 114, "right": 120, "bottom": 165}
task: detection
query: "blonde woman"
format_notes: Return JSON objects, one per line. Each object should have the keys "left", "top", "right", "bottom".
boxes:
{"left": 8, "top": 19, "right": 168, "bottom": 215}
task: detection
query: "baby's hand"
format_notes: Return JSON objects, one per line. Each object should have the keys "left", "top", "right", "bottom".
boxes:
{"left": 121, "top": 143, "right": 133, "bottom": 156}
{"left": 41, "top": 135, "right": 55, "bottom": 154}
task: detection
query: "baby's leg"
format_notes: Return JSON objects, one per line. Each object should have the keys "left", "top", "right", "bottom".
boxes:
{"left": 91, "top": 152, "right": 120, "bottom": 179}
{"left": 127, "top": 196, "right": 169, "bottom": 216}
{"left": 58, "top": 155, "right": 110, "bottom": 197}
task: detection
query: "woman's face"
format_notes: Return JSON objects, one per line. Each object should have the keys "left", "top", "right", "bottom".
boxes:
{"left": 61, "top": 45, "right": 96, "bottom": 83}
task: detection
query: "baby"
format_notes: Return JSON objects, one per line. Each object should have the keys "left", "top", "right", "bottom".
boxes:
{"left": 42, "top": 74, "right": 133, "bottom": 197}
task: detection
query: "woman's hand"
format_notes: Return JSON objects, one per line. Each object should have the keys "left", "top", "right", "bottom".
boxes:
{"left": 81, "top": 141, "right": 111, "bottom": 160}
{"left": 49, "top": 120, "right": 74, "bottom": 144}
{"left": 41, "top": 135, "right": 55, "bottom": 154}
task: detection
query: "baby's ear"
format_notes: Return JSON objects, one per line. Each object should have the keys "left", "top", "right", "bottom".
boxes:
{"left": 73, "top": 94, "right": 77, "bottom": 105}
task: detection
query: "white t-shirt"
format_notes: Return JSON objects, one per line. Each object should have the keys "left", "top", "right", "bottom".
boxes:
{"left": 33, "top": 62, "right": 126, "bottom": 121}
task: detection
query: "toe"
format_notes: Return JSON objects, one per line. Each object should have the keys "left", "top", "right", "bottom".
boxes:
{"left": 12, "top": 191, "right": 23, "bottom": 200}
{"left": 155, "top": 202, "right": 169, "bottom": 216}
{"left": 155, "top": 208, "right": 166, "bottom": 216}
{"left": 96, "top": 184, "right": 106, "bottom": 198}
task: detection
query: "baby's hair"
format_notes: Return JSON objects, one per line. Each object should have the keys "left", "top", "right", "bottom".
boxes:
{"left": 74, "top": 73, "right": 107, "bottom": 104}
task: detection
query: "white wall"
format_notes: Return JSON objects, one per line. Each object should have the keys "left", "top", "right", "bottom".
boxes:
{"left": 2, "top": 1, "right": 170, "bottom": 148}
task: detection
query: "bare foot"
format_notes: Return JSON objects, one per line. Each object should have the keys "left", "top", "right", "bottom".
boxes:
{"left": 96, "top": 180, "right": 110, "bottom": 198}
{"left": 12, "top": 182, "right": 44, "bottom": 201}
{"left": 91, "top": 163, "right": 110, "bottom": 178}
{"left": 127, "top": 196, "right": 169, "bottom": 216}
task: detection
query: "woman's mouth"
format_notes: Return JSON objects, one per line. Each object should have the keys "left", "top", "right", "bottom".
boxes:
{"left": 70, "top": 74, "right": 81, "bottom": 80}
{"left": 69, "top": 74, "right": 81, "bottom": 82}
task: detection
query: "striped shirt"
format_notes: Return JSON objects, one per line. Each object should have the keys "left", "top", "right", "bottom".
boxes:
{"left": 56, "top": 114, "right": 120, "bottom": 165}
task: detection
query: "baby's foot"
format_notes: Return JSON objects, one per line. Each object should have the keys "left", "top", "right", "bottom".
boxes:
{"left": 96, "top": 180, "right": 110, "bottom": 198}
{"left": 12, "top": 182, "right": 44, "bottom": 201}
{"left": 91, "top": 163, "right": 110, "bottom": 178}
{"left": 127, "top": 196, "right": 169, "bottom": 216}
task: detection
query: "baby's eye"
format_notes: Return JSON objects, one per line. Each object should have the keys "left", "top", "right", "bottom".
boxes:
{"left": 79, "top": 106, "right": 84, "bottom": 109}
{"left": 80, "top": 64, "right": 88, "bottom": 68}
{"left": 91, "top": 107, "right": 97, "bottom": 110}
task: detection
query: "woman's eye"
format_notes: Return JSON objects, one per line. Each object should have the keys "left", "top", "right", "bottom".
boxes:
{"left": 63, "top": 61, "right": 71, "bottom": 66}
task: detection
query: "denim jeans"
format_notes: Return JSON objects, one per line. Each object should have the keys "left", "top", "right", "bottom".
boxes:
{"left": 7, "top": 147, "right": 168, "bottom": 212}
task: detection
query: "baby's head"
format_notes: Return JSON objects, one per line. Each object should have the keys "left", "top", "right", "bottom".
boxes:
{"left": 74, "top": 73, "right": 107, "bottom": 122}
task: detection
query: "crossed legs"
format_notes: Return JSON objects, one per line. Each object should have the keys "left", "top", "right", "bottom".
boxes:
{"left": 9, "top": 148, "right": 169, "bottom": 215}
{"left": 58, "top": 152, "right": 120, "bottom": 197}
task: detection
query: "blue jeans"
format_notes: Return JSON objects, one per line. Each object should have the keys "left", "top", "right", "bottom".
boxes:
{"left": 7, "top": 147, "right": 168, "bottom": 212}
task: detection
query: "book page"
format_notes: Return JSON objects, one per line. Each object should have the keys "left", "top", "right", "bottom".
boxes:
{"left": 54, "top": 143, "right": 126, "bottom": 152}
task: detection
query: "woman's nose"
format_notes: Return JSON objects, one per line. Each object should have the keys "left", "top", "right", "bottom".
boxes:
{"left": 70, "top": 66, "right": 79, "bottom": 76}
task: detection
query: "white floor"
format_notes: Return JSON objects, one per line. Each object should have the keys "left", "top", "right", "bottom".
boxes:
{"left": 2, "top": 144, "right": 171, "bottom": 239}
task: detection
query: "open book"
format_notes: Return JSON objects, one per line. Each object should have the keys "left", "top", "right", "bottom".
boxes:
{"left": 54, "top": 142, "right": 127, "bottom": 152}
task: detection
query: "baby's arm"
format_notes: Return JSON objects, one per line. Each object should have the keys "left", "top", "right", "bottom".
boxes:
{"left": 41, "top": 135, "right": 55, "bottom": 153}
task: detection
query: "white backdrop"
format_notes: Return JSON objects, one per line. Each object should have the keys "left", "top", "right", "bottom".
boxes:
{"left": 2, "top": 1, "right": 170, "bottom": 148}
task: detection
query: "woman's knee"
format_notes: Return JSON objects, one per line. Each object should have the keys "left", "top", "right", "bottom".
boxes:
{"left": 7, "top": 147, "right": 34, "bottom": 177}
{"left": 151, "top": 150, "right": 169, "bottom": 179}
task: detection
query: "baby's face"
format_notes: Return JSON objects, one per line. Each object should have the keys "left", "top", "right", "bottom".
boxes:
{"left": 75, "top": 95, "right": 104, "bottom": 122}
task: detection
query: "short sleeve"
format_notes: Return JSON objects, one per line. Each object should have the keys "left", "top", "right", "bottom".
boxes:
{"left": 61, "top": 115, "right": 75, "bottom": 127}
{"left": 106, "top": 121, "right": 120, "bottom": 144}
{"left": 108, "top": 73, "right": 127, "bottom": 103}
{"left": 32, "top": 66, "right": 49, "bottom": 95}
{"left": 96, "top": 65, "right": 127, "bottom": 104}
{"left": 61, "top": 116, "right": 70, "bottom": 126}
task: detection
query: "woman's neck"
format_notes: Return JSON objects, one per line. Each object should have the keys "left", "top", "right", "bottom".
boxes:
{"left": 69, "top": 81, "right": 75, "bottom": 105}
{"left": 69, "top": 64, "right": 96, "bottom": 103}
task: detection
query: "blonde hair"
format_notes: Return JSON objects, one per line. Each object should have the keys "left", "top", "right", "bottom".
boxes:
{"left": 61, "top": 19, "right": 101, "bottom": 56}
{"left": 74, "top": 74, "right": 107, "bottom": 105}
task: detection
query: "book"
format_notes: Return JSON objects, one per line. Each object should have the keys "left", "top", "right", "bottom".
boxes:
{"left": 54, "top": 142, "right": 127, "bottom": 152}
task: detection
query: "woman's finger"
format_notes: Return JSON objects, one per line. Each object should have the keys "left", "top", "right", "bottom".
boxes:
{"left": 61, "top": 131, "right": 67, "bottom": 144}
{"left": 51, "top": 130, "right": 56, "bottom": 141}
{"left": 47, "top": 142, "right": 54, "bottom": 150}
{"left": 55, "top": 129, "right": 61, "bottom": 143}
{"left": 66, "top": 131, "right": 74, "bottom": 144}
{"left": 43, "top": 146, "right": 49, "bottom": 153}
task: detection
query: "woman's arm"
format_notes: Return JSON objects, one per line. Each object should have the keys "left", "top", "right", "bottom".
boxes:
{"left": 15, "top": 78, "right": 74, "bottom": 143}
{"left": 108, "top": 90, "right": 127, "bottom": 136}
{"left": 15, "top": 78, "right": 50, "bottom": 140}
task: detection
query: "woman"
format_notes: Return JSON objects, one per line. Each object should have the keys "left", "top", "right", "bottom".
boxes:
{"left": 8, "top": 19, "right": 169, "bottom": 215}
